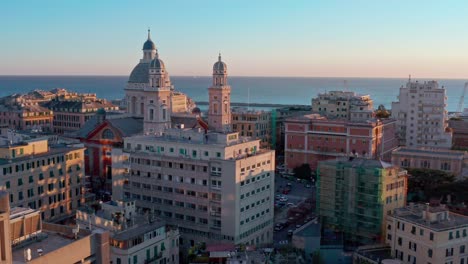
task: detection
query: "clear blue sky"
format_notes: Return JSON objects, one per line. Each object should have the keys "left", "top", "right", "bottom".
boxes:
{"left": 2, "top": 0, "right": 468, "bottom": 78}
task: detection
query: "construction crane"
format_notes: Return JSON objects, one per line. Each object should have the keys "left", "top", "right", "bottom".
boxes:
{"left": 456, "top": 82, "right": 468, "bottom": 114}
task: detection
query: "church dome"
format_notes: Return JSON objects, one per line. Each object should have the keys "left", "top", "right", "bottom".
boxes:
{"left": 143, "top": 39, "right": 156, "bottom": 50}
{"left": 213, "top": 54, "right": 227, "bottom": 72}
{"left": 128, "top": 63, "right": 150, "bottom": 83}
{"left": 150, "top": 58, "right": 165, "bottom": 69}
{"left": 143, "top": 29, "right": 156, "bottom": 50}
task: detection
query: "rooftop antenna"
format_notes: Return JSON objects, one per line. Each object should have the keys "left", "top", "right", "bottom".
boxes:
{"left": 408, "top": 74, "right": 411, "bottom": 83}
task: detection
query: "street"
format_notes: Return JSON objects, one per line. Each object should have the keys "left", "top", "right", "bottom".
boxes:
{"left": 273, "top": 174, "right": 316, "bottom": 247}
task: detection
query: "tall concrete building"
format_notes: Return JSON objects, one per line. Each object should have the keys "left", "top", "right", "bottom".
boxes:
{"left": 317, "top": 158, "right": 408, "bottom": 245}
{"left": 121, "top": 55, "right": 275, "bottom": 248}
{"left": 0, "top": 130, "right": 85, "bottom": 221}
{"left": 311, "top": 91, "right": 374, "bottom": 120}
{"left": 386, "top": 201, "right": 468, "bottom": 264}
{"left": 391, "top": 80, "right": 452, "bottom": 148}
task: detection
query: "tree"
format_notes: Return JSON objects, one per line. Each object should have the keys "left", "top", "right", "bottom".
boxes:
{"left": 407, "top": 168, "right": 455, "bottom": 199}
{"left": 293, "top": 164, "right": 312, "bottom": 180}
{"left": 375, "top": 104, "right": 390, "bottom": 118}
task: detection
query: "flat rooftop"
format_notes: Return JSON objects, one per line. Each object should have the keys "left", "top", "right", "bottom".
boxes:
{"left": 393, "top": 147, "right": 466, "bottom": 158}
{"left": 12, "top": 230, "right": 82, "bottom": 263}
{"left": 0, "top": 145, "right": 84, "bottom": 166}
{"left": 355, "top": 245, "right": 392, "bottom": 263}
{"left": 112, "top": 220, "right": 166, "bottom": 241}
{"left": 393, "top": 204, "right": 468, "bottom": 231}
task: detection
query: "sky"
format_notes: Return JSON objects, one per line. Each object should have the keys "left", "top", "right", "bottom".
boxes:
{"left": 1, "top": 0, "right": 468, "bottom": 78}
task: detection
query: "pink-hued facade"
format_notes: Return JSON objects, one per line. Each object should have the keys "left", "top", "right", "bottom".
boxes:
{"left": 284, "top": 114, "right": 398, "bottom": 170}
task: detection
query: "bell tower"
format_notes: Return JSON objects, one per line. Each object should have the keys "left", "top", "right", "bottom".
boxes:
{"left": 208, "top": 54, "right": 231, "bottom": 132}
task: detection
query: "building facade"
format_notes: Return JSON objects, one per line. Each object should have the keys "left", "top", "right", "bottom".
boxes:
{"left": 449, "top": 118, "right": 468, "bottom": 150}
{"left": 76, "top": 199, "right": 179, "bottom": 264}
{"left": 73, "top": 110, "right": 143, "bottom": 192}
{"left": 0, "top": 191, "right": 110, "bottom": 264}
{"left": 123, "top": 128, "right": 275, "bottom": 247}
{"left": 46, "top": 97, "right": 118, "bottom": 134}
{"left": 125, "top": 30, "right": 195, "bottom": 134}
{"left": 311, "top": 90, "right": 374, "bottom": 120}
{"left": 391, "top": 147, "right": 467, "bottom": 180}
{"left": 317, "top": 158, "right": 408, "bottom": 245}
{"left": 0, "top": 133, "right": 85, "bottom": 221}
{"left": 120, "top": 55, "right": 275, "bottom": 248}
{"left": 386, "top": 201, "right": 468, "bottom": 264}
{"left": 391, "top": 80, "right": 452, "bottom": 148}
{"left": 232, "top": 108, "right": 272, "bottom": 148}
{"left": 285, "top": 114, "right": 398, "bottom": 171}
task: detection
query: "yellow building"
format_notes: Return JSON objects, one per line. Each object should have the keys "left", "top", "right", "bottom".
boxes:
{"left": 386, "top": 201, "right": 468, "bottom": 264}
{"left": 0, "top": 134, "right": 85, "bottom": 222}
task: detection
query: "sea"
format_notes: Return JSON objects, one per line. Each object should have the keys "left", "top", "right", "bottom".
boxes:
{"left": 0, "top": 76, "right": 466, "bottom": 112}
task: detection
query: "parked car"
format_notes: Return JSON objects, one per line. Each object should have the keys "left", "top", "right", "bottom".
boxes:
{"left": 280, "top": 198, "right": 288, "bottom": 202}
{"left": 305, "top": 184, "right": 311, "bottom": 188}
{"left": 287, "top": 230, "right": 294, "bottom": 236}
{"left": 286, "top": 202, "right": 295, "bottom": 207}
{"left": 296, "top": 224, "right": 302, "bottom": 228}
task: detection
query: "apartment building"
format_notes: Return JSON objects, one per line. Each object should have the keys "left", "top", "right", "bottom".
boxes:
{"left": 76, "top": 199, "right": 179, "bottom": 264}
{"left": 232, "top": 107, "right": 272, "bottom": 148}
{"left": 312, "top": 90, "right": 374, "bottom": 120}
{"left": 285, "top": 113, "right": 398, "bottom": 171}
{"left": 386, "top": 201, "right": 468, "bottom": 264}
{"left": 0, "top": 132, "right": 85, "bottom": 221}
{"left": 317, "top": 158, "right": 408, "bottom": 245}
{"left": 46, "top": 98, "right": 118, "bottom": 134}
{"left": 391, "top": 147, "right": 467, "bottom": 180}
{"left": 123, "top": 128, "right": 275, "bottom": 247}
{"left": 391, "top": 80, "right": 452, "bottom": 148}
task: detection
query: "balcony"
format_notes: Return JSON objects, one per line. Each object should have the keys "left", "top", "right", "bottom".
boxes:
{"left": 144, "top": 252, "right": 163, "bottom": 264}
{"left": 210, "top": 211, "right": 221, "bottom": 218}
{"left": 210, "top": 225, "right": 221, "bottom": 230}
{"left": 210, "top": 171, "right": 222, "bottom": 177}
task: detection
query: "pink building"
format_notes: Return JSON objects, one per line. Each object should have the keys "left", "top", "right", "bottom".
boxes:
{"left": 285, "top": 114, "right": 398, "bottom": 171}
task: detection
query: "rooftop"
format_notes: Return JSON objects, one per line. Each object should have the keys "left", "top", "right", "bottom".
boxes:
{"left": 392, "top": 147, "right": 466, "bottom": 158}
{"left": 12, "top": 230, "right": 84, "bottom": 263}
{"left": 0, "top": 145, "right": 84, "bottom": 166}
{"left": 127, "top": 128, "right": 259, "bottom": 147}
{"left": 112, "top": 220, "right": 166, "bottom": 241}
{"left": 320, "top": 157, "right": 396, "bottom": 170}
{"left": 287, "top": 113, "right": 394, "bottom": 125}
{"left": 354, "top": 245, "right": 393, "bottom": 263}
{"left": 392, "top": 203, "right": 468, "bottom": 231}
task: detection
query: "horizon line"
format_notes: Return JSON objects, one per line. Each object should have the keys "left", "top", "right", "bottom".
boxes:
{"left": 1, "top": 74, "right": 468, "bottom": 80}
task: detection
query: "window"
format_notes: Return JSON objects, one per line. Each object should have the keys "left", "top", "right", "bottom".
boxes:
{"left": 428, "top": 249, "right": 432, "bottom": 258}
{"left": 102, "top": 129, "right": 114, "bottom": 139}
{"left": 430, "top": 232, "right": 434, "bottom": 240}
{"left": 461, "top": 245, "right": 465, "bottom": 254}
{"left": 18, "top": 178, "right": 23, "bottom": 186}
{"left": 29, "top": 175, "right": 33, "bottom": 183}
